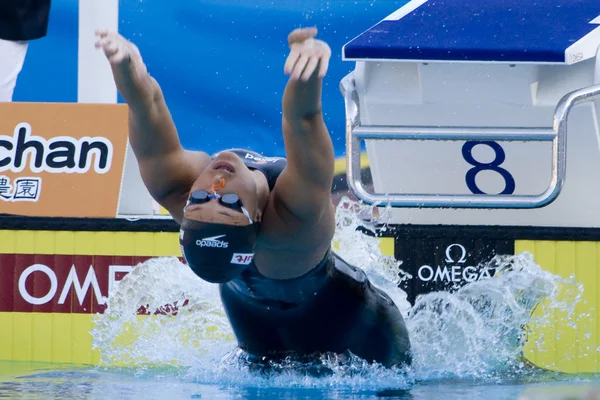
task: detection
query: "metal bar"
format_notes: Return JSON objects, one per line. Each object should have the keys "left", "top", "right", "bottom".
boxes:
{"left": 354, "top": 126, "right": 556, "bottom": 141}
{"left": 340, "top": 70, "right": 600, "bottom": 209}
{"left": 548, "top": 83, "right": 600, "bottom": 207}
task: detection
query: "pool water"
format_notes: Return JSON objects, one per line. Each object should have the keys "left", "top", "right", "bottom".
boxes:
{"left": 1, "top": 198, "right": 597, "bottom": 399}
{"left": 1, "top": 361, "right": 600, "bottom": 399}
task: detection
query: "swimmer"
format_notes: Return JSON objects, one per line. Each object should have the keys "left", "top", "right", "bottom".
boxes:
{"left": 95, "top": 27, "right": 411, "bottom": 368}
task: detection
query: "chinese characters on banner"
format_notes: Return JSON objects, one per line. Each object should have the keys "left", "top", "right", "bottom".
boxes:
{"left": 0, "top": 103, "right": 129, "bottom": 217}
{"left": 0, "top": 177, "right": 41, "bottom": 201}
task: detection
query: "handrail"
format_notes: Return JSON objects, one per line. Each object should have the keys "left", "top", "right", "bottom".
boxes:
{"left": 341, "top": 72, "right": 600, "bottom": 209}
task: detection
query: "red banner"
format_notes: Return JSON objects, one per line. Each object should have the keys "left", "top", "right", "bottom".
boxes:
{"left": 0, "top": 254, "right": 185, "bottom": 314}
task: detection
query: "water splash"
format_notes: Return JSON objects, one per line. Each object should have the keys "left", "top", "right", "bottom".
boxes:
{"left": 333, "top": 197, "right": 413, "bottom": 316}
{"left": 91, "top": 258, "right": 234, "bottom": 367}
{"left": 407, "top": 252, "right": 582, "bottom": 380}
{"left": 91, "top": 196, "right": 583, "bottom": 389}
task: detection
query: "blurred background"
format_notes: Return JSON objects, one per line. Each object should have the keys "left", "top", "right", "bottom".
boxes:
{"left": 12, "top": 0, "right": 402, "bottom": 158}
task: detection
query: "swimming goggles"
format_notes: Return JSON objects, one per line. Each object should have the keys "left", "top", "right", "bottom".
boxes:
{"left": 185, "top": 190, "right": 253, "bottom": 224}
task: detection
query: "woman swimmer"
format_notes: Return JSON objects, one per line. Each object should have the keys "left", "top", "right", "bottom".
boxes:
{"left": 95, "top": 27, "right": 411, "bottom": 368}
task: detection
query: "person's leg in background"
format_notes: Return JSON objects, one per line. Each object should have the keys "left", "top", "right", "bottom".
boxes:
{"left": 0, "top": 38, "right": 28, "bottom": 102}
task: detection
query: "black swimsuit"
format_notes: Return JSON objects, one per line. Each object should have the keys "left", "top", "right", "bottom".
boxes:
{"left": 218, "top": 149, "right": 412, "bottom": 367}
{"left": 220, "top": 251, "right": 412, "bottom": 367}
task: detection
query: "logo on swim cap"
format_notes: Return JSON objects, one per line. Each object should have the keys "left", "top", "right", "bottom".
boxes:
{"left": 179, "top": 217, "right": 259, "bottom": 283}
{"left": 196, "top": 234, "right": 229, "bottom": 248}
{"left": 231, "top": 253, "right": 254, "bottom": 265}
{"left": 244, "top": 152, "right": 281, "bottom": 164}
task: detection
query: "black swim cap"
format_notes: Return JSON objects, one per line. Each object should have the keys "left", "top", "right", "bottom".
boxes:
{"left": 179, "top": 218, "right": 260, "bottom": 283}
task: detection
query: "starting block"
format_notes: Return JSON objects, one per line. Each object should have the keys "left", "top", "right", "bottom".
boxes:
{"left": 341, "top": 0, "right": 600, "bottom": 374}
{"left": 341, "top": 0, "right": 600, "bottom": 227}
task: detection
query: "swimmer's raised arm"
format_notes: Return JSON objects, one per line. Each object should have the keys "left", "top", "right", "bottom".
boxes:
{"left": 95, "top": 30, "right": 211, "bottom": 222}
{"left": 253, "top": 27, "right": 335, "bottom": 277}
{"left": 275, "top": 28, "right": 335, "bottom": 221}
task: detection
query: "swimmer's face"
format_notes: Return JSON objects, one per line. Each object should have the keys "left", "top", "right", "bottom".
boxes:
{"left": 184, "top": 151, "right": 269, "bottom": 225}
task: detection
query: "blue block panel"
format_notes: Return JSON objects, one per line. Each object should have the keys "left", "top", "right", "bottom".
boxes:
{"left": 343, "top": 0, "right": 600, "bottom": 63}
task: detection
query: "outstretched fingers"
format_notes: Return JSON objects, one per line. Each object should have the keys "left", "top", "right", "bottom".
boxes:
{"left": 317, "top": 55, "right": 329, "bottom": 79}
{"left": 284, "top": 48, "right": 301, "bottom": 75}
{"left": 94, "top": 31, "right": 133, "bottom": 65}
{"left": 291, "top": 54, "right": 309, "bottom": 81}
{"left": 301, "top": 56, "right": 320, "bottom": 81}
{"left": 284, "top": 27, "right": 331, "bottom": 81}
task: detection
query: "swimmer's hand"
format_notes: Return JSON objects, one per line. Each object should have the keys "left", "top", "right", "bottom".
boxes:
{"left": 94, "top": 29, "right": 142, "bottom": 66}
{"left": 284, "top": 27, "right": 331, "bottom": 82}
{"left": 94, "top": 29, "right": 153, "bottom": 105}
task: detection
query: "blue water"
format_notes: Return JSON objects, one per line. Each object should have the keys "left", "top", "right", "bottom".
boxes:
{"left": 1, "top": 361, "right": 600, "bottom": 399}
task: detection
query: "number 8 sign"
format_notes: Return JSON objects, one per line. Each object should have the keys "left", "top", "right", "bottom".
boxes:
{"left": 462, "top": 141, "right": 516, "bottom": 195}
